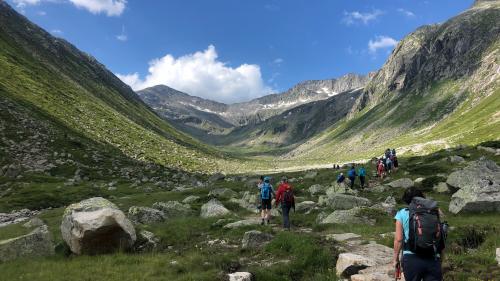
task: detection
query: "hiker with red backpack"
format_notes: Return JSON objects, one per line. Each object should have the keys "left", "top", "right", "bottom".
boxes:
{"left": 275, "top": 176, "right": 295, "bottom": 230}
{"left": 393, "top": 187, "right": 447, "bottom": 281}
{"left": 260, "top": 176, "right": 275, "bottom": 225}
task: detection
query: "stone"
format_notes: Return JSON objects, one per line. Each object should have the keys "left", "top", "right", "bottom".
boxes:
{"left": 223, "top": 219, "right": 261, "bottom": 229}
{"left": 336, "top": 243, "right": 393, "bottom": 278}
{"left": 496, "top": 248, "right": 500, "bottom": 266}
{"left": 209, "top": 188, "right": 238, "bottom": 199}
{"left": 414, "top": 177, "right": 425, "bottom": 185}
{"left": 319, "top": 194, "right": 371, "bottom": 210}
{"left": 0, "top": 209, "right": 39, "bottom": 227}
{"left": 367, "top": 185, "right": 389, "bottom": 193}
{"left": 241, "top": 230, "right": 273, "bottom": 249}
{"left": 371, "top": 196, "right": 397, "bottom": 215}
{"left": 304, "top": 171, "right": 318, "bottom": 179}
{"left": 447, "top": 159, "right": 500, "bottom": 214}
{"left": 152, "top": 201, "right": 193, "bottom": 217}
{"left": 319, "top": 207, "right": 375, "bottom": 225}
{"left": 128, "top": 206, "right": 165, "bottom": 224}
{"left": 433, "top": 182, "right": 450, "bottom": 193}
{"left": 308, "top": 184, "right": 327, "bottom": 195}
{"left": 134, "top": 230, "right": 160, "bottom": 252}
{"left": 23, "top": 217, "right": 45, "bottom": 228}
{"left": 227, "top": 272, "right": 253, "bottom": 281}
{"left": 0, "top": 225, "right": 54, "bottom": 262}
{"left": 449, "top": 155, "right": 465, "bottom": 163}
{"left": 209, "top": 173, "right": 225, "bottom": 182}
{"left": 200, "top": 199, "right": 231, "bottom": 218}
{"left": 325, "top": 233, "right": 361, "bottom": 242}
{"left": 61, "top": 197, "right": 136, "bottom": 255}
{"left": 388, "top": 178, "right": 414, "bottom": 189}
{"left": 477, "top": 145, "right": 496, "bottom": 154}
{"left": 295, "top": 201, "right": 317, "bottom": 213}
{"left": 182, "top": 195, "right": 200, "bottom": 204}
{"left": 229, "top": 198, "right": 259, "bottom": 214}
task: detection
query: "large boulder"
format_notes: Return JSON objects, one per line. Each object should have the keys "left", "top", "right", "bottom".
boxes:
{"left": 295, "top": 201, "right": 317, "bottom": 213}
{"left": 387, "top": 178, "right": 414, "bottom": 189}
{"left": 309, "top": 184, "right": 327, "bottom": 195}
{"left": 448, "top": 159, "right": 500, "bottom": 214}
{"left": 200, "top": 199, "right": 231, "bottom": 218}
{"left": 371, "top": 196, "right": 397, "bottom": 215}
{"left": 227, "top": 272, "right": 253, "bottom": 281}
{"left": 336, "top": 243, "right": 393, "bottom": 278}
{"left": 319, "top": 194, "right": 371, "bottom": 210}
{"left": 241, "top": 230, "right": 273, "bottom": 249}
{"left": 61, "top": 197, "right": 136, "bottom": 255}
{"left": 182, "top": 195, "right": 200, "bottom": 204}
{"left": 128, "top": 206, "right": 165, "bottom": 224}
{"left": 152, "top": 201, "right": 193, "bottom": 217}
{"left": 319, "top": 207, "right": 376, "bottom": 225}
{"left": 0, "top": 225, "right": 54, "bottom": 262}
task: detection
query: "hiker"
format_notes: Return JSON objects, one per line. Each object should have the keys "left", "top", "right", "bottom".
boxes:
{"left": 275, "top": 176, "right": 295, "bottom": 230}
{"left": 336, "top": 172, "right": 346, "bottom": 192}
{"left": 377, "top": 160, "right": 385, "bottom": 180}
{"left": 386, "top": 156, "right": 393, "bottom": 174}
{"left": 393, "top": 155, "right": 399, "bottom": 172}
{"left": 358, "top": 165, "right": 366, "bottom": 189}
{"left": 260, "top": 176, "right": 274, "bottom": 225}
{"left": 256, "top": 175, "right": 264, "bottom": 211}
{"left": 392, "top": 148, "right": 396, "bottom": 156}
{"left": 393, "top": 187, "right": 446, "bottom": 281}
{"left": 347, "top": 166, "right": 357, "bottom": 189}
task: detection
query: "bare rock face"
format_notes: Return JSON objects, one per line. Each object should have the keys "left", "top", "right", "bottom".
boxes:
{"left": 0, "top": 225, "right": 54, "bottom": 262}
{"left": 61, "top": 197, "right": 136, "bottom": 255}
{"left": 448, "top": 159, "right": 500, "bottom": 214}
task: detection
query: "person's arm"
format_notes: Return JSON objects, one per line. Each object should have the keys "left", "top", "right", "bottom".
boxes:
{"left": 393, "top": 220, "right": 403, "bottom": 267}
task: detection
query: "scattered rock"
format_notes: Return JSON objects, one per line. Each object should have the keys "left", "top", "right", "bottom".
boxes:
{"left": 449, "top": 155, "right": 465, "bottom": 163}
{"left": 182, "top": 195, "right": 200, "bottom": 204}
{"left": 371, "top": 196, "right": 397, "bottom": 215}
{"left": 242, "top": 230, "right": 273, "bottom": 249}
{"left": 200, "top": 199, "right": 231, "bottom": 218}
{"left": 304, "top": 171, "right": 318, "bottom": 179}
{"left": 61, "top": 197, "right": 136, "bottom": 255}
{"left": 209, "top": 188, "right": 238, "bottom": 199}
{"left": 152, "top": 201, "right": 193, "bottom": 217}
{"left": 223, "top": 219, "right": 261, "bottom": 229}
{"left": 209, "top": 173, "right": 225, "bottom": 182}
{"left": 336, "top": 243, "right": 393, "bottom": 278}
{"left": 128, "top": 206, "right": 165, "bottom": 224}
{"left": 388, "top": 178, "right": 414, "bottom": 189}
{"left": 325, "top": 233, "right": 361, "bottom": 242}
{"left": 414, "top": 177, "right": 425, "bottom": 185}
{"left": 367, "top": 185, "right": 389, "bottom": 193}
{"left": 22, "top": 217, "right": 45, "bottom": 228}
{"left": 447, "top": 159, "right": 500, "bottom": 214}
{"left": 318, "top": 194, "right": 371, "bottom": 210}
{"left": 433, "top": 182, "right": 450, "bottom": 193}
{"left": 227, "top": 272, "right": 253, "bottom": 281}
{"left": 319, "top": 207, "right": 375, "bottom": 225}
{"left": 134, "top": 230, "right": 160, "bottom": 252}
{"left": 0, "top": 225, "right": 54, "bottom": 262}
{"left": 496, "top": 248, "right": 500, "bottom": 266}
{"left": 295, "top": 201, "right": 317, "bottom": 213}
{"left": 308, "top": 184, "right": 327, "bottom": 195}
{"left": 477, "top": 145, "right": 497, "bottom": 154}
{"left": 0, "top": 209, "right": 39, "bottom": 227}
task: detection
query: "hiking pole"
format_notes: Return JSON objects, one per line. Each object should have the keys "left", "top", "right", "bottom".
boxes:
{"left": 394, "top": 261, "right": 402, "bottom": 280}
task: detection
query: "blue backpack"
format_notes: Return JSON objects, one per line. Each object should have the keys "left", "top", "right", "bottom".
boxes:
{"left": 358, "top": 168, "right": 366, "bottom": 177}
{"left": 348, "top": 169, "right": 356, "bottom": 178}
{"left": 261, "top": 182, "right": 272, "bottom": 200}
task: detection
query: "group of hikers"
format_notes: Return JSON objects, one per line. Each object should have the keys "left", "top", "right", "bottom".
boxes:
{"left": 254, "top": 148, "right": 447, "bottom": 280}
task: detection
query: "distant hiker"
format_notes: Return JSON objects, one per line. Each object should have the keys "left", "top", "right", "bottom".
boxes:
{"left": 358, "top": 166, "right": 366, "bottom": 189}
{"left": 392, "top": 148, "right": 396, "bottom": 156}
{"left": 393, "top": 187, "right": 446, "bottom": 281}
{"left": 347, "top": 166, "right": 357, "bottom": 189}
{"left": 275, "top": 176, "right": 295, "bottom": 230}
{"left": 256, "top": 175, "right": 265, "bottom": 211}
{"left": 377, "top": 161, "right": 385, "bottom": 180}
{"left": 386, "top": 156, "right": 393, "bottom": 174}
{"left": 260, "top": 176, "right": 275, "bottom": 225}
{"left": 336, "top": 172, "right": 346, "bottom": 192}
{"left": 393, "top": 156, "right": 399, "bottom": 172}
{"left": 385, "top": 148, "right": 391, "bottom": 159}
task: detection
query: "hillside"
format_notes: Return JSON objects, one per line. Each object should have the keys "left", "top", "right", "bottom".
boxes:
{"left": 281, "top": 0, "right": 500, "bottom": 165}
{"left": 0, "top": 1, "right": 227, "bottom": 175}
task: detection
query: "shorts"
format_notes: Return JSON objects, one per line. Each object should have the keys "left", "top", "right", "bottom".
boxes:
{"left": 261, "top": 199, "right": 272, "bottom": 210}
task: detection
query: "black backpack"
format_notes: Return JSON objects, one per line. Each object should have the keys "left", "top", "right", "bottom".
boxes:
{"left": 405, "top": 197, "right": 445, "bottom": 258}
{"left": 283, "top": 189, "right": 294, "bottom": 207}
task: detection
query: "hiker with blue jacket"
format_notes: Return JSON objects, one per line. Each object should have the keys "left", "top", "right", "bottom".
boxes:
{"left": 336, "top": 172, "right": 346, "bottom": 192}
{"left": 260, "top": 176, "right": 275, "bottom": 225}
{"left": 347, "top": 166, "right": 357, "bottom": 189}
{"left": 358, "top": 166, "right": 366, "bottom": 189}
{"left": 393, "top": 187, "right": 447, "bottom": 281}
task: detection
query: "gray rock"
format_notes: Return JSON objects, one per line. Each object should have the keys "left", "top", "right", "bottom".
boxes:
{"left": 433, "top": 182, "right": 450, "bottom": 193}
{"left": 209, "top": 173, "right": 225, "bottom": 182}
{"left": 304, "top": 171, "right": 318, "bottom": 179}
{"left": 242, "top": 230, "right": 273, "bottom": 249}
{"left": 229, "top": 198, "right": 259, "bottom": 214}
{"left": 325, "top": 233, "right": 361, "bottom": 242}
{"left": 477, "top": 145, "right": 496, "bottom": 154}
{"left": 367, "top": 185, "right": 389, "bottom": 193}
{"left": 23, "top": 217, "right": 45, "bottom": 228}
{"left": 496, "top": 248, "right": 500, "bottom": 266}
{"left": 308, "top": 184, "right": 327, "bottom": 195}
{"left": 371, "top": 196, "right": 397, "bottom": 215}
{"left": 227, "top": 272, "right": 253, "bottom": 281}
{"left": 128, "top": 206, "right": 166, "bottom": 224}
{"left": 295, "top": 201, "right": 317, "bottom": 213}
{"left": 223, "top": 219, "right": 261, "bottom": 229}
{"left": 152, "top": 201, "right": 193, "bottom": 217}
{"left": 336, "top": 243, "right": 392, "bottom": 278}
{"left": 448, "top": 159, "right": 500, "bottom": 214}
{"left": 319, "top": 207, "right": 375, "bottom": 225}
{"left": 134, "top": 230, "right": 160, "bottom": 252}
{"left": 200, "top": 199, "right": 231, "bottom": 218}
{"left": 182, "top": 195, "right": 200, "bottom": 204}
{"left": 449, "top": 155, "right": 465, "bottom": 163}
{"left": 388, "top": 178, "right": 414, "bottom": 189}
{"left": 0, "top": 225, "right": 54, "bottom": 262}
{"left": 319, "top": 194, "right": 371, "bottom": 210}
{"left": 209, "top": 188, "right": 238, "bottom": 199}
{"left": 61, "top": 197, "right": 136, "bottom": 255}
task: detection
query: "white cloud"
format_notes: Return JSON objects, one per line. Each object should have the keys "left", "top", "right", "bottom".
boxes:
{"left": 37, "top": 10, "right": 47, "bottom": 15}
{"left": 343, "top": 9, "right": 383, "bottom": 25}
{"left": 117, "top": 45, "right": 274, "bottom": 103}
{"left": 397, "top": 8, "right": 415, "bottom": 17}
{"left": 50, "top": 29, "right": 63, "bottom": 35}
{"left": 116, "top": 25, "right": 127, "bottom": 41}
{"left": 68, "top": 0, "right": 126, "bottom": 16}
{"left": 13, "top": 0, "right": 40, "bottom": 8}
{"left": 272, "top": 58, "right": 284, "bottom": 66}
{"left": 368, "top": 35, "right": 399, "bottom": 54}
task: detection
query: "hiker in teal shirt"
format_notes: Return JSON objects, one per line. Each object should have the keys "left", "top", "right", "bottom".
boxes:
{"left": 358, "top": 166, "right": 366, "bottom": 189}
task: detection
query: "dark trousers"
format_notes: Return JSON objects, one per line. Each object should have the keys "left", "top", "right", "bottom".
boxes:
{"left": 349, "top": 177, "right": 355, "bottom": 188}
{"left": 403, "top": 254, "right": 442, "bottom": 281}
{"left": 359, "top": 176, "right": 365, "bottom": 188}
{"left": 281, "top": 205, "right": 291, "bottom": 229}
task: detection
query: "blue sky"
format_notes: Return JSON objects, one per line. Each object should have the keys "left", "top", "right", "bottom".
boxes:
{"left": 9, "top": 0, "right": 473, "bottom": 103}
